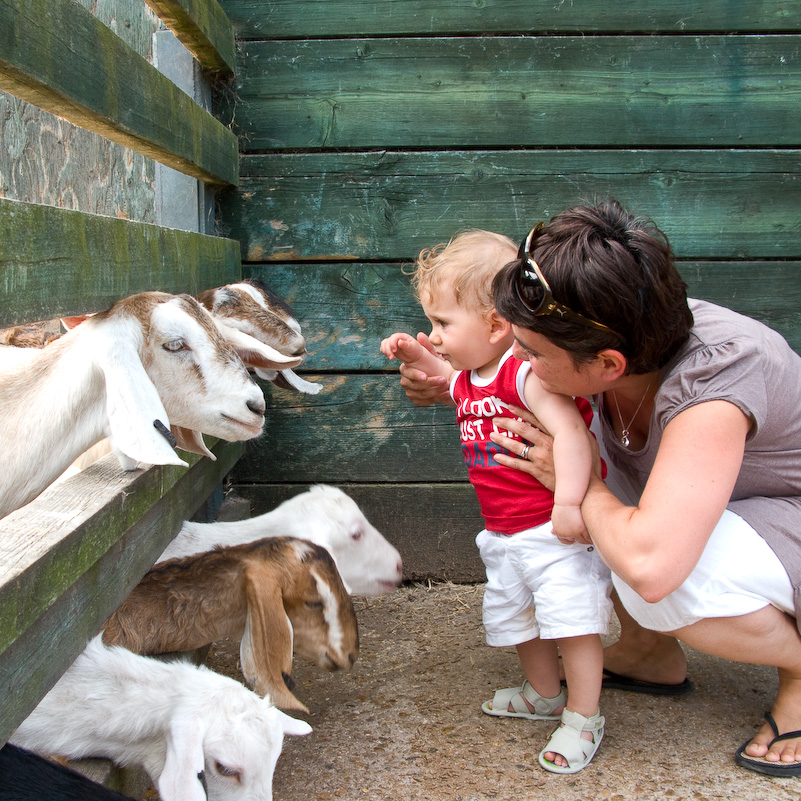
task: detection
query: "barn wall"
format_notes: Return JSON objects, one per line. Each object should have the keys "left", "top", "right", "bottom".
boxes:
{"left": 216, "top": 1, "right": 801, "bottom": 581}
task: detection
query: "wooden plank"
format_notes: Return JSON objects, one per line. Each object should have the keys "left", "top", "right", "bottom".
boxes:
{"left": 0, "top": 439, "right": 244, "bottom": 745}
{"left": 0, "top": 198, "right": 242, "bottom": 326}
{"left": 233, "top": 374, "right": 489, "bottom": 483}
{"left": 0, "top": 0, "right": 238, "bottom": 185}
{"left": 237, "top": 483, "right": 485, "bottom": 584}
{"left": 251, "top": 260, "right": 801, "bottom": 371}
{"left": 220, "top": 0, "right": 801, "bottom": 38}
{"left": 144, "top": 0, "right": 236, "bottom": 76}
{"left": 220, "top": 36, "right": 801, "bottom": 149}
{"left": 220, "top": 150, "right": 801, "bottom": 262}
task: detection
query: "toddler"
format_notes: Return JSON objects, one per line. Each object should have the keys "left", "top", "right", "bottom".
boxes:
{"left": 380, "top": 229, "right": 612, "bottom": 774}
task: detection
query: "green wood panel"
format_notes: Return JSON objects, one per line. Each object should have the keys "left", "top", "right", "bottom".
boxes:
{"left": 237, "top": 483, "right": 485, "bottom": 584}
{"left": 0, "top": 0, "right": 238, "bottom": 185}
{"left": 219, "top": 36, "right": 801, "bottom": 149}
{"left": 234, "top": 374, "right": 465, "bottom": 483}
{"left": 220, "top": 150, "right": 801, "bottom": 262}
{"left": 251, "top": 260, "right": 801, "bottom": 372}
{"left": 221, "top": 0, "right": 801, "bottom": 38}
{"left": 0, "top": 198, "right": 242, "bottom": 326}
{"left": 0, "top": 439, "right": 243, "bottom": 744}
{"left": 145, "top": 0, "right": 236, "bottom": 76}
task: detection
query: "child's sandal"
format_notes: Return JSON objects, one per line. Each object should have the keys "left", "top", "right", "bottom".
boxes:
{"left": 538, "top": 708, "right": 605, "bottom": 774}
{"left": 481, "top": 681, "right": 565, "bottom": 721}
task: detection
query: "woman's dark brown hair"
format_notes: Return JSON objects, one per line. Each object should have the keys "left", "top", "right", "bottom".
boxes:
{"left": 493, "top": 199, "right": 693, "bottom": 374}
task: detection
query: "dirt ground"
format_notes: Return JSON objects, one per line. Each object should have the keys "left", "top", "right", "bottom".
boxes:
{"left": 207, "top": 582, "right": 798, "bottom": 801}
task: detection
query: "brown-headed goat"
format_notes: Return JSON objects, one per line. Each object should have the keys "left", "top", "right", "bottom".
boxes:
{"left": 102, "top": 537, "right": 358, "bottom": 713}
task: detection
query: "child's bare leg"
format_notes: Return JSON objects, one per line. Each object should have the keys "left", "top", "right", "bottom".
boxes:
{"left": 517, "top": 637, "right": 562, "bottom": 702}
{"left": 544, "top": 634, "right": 603, "bottom": 768}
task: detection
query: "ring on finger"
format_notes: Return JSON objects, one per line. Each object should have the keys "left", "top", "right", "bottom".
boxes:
{"left": 520, "top": 445, "right": 531, "bottom": 460}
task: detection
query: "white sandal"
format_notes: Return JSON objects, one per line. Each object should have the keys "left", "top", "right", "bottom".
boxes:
{"left": 481, "top": 681, "right": 565, "bottom": 721}
{"left": 538, "top": 708, "right": 605, "bottom": 774}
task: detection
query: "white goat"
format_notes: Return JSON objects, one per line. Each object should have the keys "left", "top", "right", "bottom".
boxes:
{"left": 0, "top": 291, "right": 302, "bottom": 519}
{"left": 102, "top": 537, "right": 359, "bottom": 713}
{"left": 10, "top": 637, "right": 311, "bottom": 801}
{"left": 158, "top": 485, "right": 403, "bottom": 596}
{"left": 196, "top": 278, "right": 322, "bottom": 395}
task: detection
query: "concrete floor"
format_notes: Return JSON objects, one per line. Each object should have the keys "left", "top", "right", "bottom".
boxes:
{"left": 207, "top": 582, "right": 800, "bottom": 801}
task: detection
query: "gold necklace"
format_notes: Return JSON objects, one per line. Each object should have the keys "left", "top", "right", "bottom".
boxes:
{"left": 611, "top": 379, "right": 653, "bottom": 448}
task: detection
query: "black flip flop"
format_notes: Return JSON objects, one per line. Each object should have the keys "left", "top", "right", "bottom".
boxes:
{"left": 735, "top": 712, "right": 801, "bottom": 777}
{"left": 600, "top": 669, "right": 693, "bottom": 696}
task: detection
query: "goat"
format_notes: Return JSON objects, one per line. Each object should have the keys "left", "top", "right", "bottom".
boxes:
{"left": 102, "top": 537, "right": 359, "bottom": 713}
{"left": 0, "top": 744, "right": 138, "bottom": 801}
{"left": 159, "top": 485, "right": 403, "bottom": 596}
{"left": 0, "top": 291, "right": 302, "bottom": 519}
{"left": 196, "top": 278, "right": 322, "bottom": 395}
{"left": 10, "top": 637, "right": 311, "bottom": 801}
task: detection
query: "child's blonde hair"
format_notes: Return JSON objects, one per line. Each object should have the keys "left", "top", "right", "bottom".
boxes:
{"left": 411, "top": 230, "right": 517, "bottom": 317}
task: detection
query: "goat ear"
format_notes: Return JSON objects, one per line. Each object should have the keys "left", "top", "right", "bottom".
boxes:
{"left": 97, "top": 338, "right": 188, "bottom": 468}
{"left": 240, "top": 561, "right": 310, "bottom": 713}
{"left": 274, "top": 707, "right": 313, "bottom": 737}
{"left": 263, "top": 368, "right": 323, "bottom": 395}
{"left": 171, "top": 426, "right": 216, "bottom": 460}
{"left": 216, "top": 322, "right": 304, "bottom": 370}
{"left": 159, "top": 711, "right": 208, "bottom": 801}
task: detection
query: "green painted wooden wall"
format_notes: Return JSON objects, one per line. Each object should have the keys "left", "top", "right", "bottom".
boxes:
{"left": 215, "top": 1, "right": 801, "bottom": 580}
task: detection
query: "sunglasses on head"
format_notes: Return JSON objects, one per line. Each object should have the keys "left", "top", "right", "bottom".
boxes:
{"left": 514, "top": 222, "right": 623, "bottom": 338}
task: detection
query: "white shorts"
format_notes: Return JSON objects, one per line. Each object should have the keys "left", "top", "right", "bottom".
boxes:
{"left": 613, "top": 509, "right": 795, "bottom": 632}
{"left": 476, "top": 523, "right": 613, "bottom": 646}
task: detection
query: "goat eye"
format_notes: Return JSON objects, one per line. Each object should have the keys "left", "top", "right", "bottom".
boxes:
{"left": 306, "top": 600, "right": 324, "bottom": 610}
{"left": 214, "top": 762, "right": 241, "bottom": 782}
{"left": 163, "top": 338, "right": 187, "bottom": 352}
{"left": 351, "top": 527, "right": 363, "bottom": 541}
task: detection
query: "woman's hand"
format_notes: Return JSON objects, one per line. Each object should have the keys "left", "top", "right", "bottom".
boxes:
{"left": 398, "top": 333, "right": 454, "bottom": 407}
{"left": 489, "top": 404, "right": 557, "bottom": 491}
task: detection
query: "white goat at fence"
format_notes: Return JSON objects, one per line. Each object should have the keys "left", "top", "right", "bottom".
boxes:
{"left": 103, "top": 537, "right": 359, "bottom": 712}
{"left": 0, "top": 291, "right": 302, "bottom": 519}
{"left": 10, "top": 637, "right": 311, "bottom": 801}
{"left": 158, "top": 485, "right": 403, "bottom": 596}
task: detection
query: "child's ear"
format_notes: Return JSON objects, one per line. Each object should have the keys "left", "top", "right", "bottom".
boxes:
{"left": 487, "top": 310, "right": 512, "bottom": 344}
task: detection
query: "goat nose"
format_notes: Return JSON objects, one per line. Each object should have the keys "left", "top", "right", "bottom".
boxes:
{"left": 349, "top": 652, "right": 357, "bottom": 668}
{"left": 247, "top": 398, "right": 266, "bottom": 417}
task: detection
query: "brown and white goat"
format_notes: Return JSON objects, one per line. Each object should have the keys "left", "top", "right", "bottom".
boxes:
{"left": 0, "top": 292, "right": 302, "bottom": 518}
{"left": 102, "top": 537, "right": 359, "bottom": 713}
{"left": 197, "top": 278, "right": 322, "bottom": 395}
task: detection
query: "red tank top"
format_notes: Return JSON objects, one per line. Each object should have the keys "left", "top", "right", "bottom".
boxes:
{"left": 450, "top": 348, "right": 594, "bottom": 534}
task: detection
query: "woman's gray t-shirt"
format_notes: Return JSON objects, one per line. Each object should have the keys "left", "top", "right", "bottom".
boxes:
{"left": 596, "top": 299, "right": 801, "bottom": 624}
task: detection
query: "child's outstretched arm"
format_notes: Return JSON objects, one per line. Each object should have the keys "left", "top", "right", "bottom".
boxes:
{"left": 522, "top": 375, "right": 593, "bottom": 543}
{"left": 380, "top": 332, "right": 455, "bottom": 383}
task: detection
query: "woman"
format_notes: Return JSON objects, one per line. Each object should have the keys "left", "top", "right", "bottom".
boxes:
{"left": 399, "top": 200, "right": 801, "bottom": 775}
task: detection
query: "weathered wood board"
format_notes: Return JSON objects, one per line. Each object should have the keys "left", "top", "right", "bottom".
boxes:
{"left": 0, "top": 439, "right": 243, "bottom": 746}
{"left": 252, "top": 260, "right": 801, "bottom": 371}
{"left": 0, "top": 198, "right": 242, "bottom": 326}
{"left": 221, "top": 0, "right": 801, "bottom": 38}
{"left": 0, "top": 0, "right": 238, "bottom": 185}
{"left": 221, "top": 150, "right": 801, "bottom": 262}
{"left": 220, "top": 35, "right": 801, "bottom": 149}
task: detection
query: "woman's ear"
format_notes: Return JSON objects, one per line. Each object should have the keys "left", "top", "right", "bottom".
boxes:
{"left": 487, "top": 310, "right": 512, "bottom": 344}
{"left": 595, "top": 348, "right": 628, "bottom": 382}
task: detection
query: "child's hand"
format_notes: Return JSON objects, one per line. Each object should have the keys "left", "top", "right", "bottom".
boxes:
{"left": 380, "top": 332, "right": 425, "bottom": 364}
{"left": 551, "top": 504, "right": 589, "bottom": 545}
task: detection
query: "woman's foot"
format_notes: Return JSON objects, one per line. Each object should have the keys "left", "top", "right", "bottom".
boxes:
{"left": 602, "top": 633, "right": 687, "bottom": 686}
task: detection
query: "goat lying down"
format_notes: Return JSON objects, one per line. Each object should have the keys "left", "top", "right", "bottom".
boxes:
{"left": 159, "top": 485, "right": 403, "bottom": 596}
{"left": 11, "top": 637, "right": 310, "bottom": 801}
{"left": 0, "top": 291, "right": 302, "bottom": 519}
{"left": 0, "top": 743, "right": 138, "bottom": 801}
{"left": 102, "top": 537, "right": 359, "bottom": 713}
